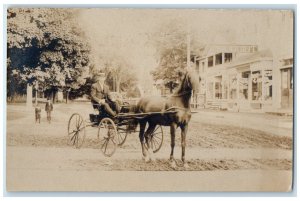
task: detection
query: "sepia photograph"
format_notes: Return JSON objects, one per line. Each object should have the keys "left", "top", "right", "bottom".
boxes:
{"left": 6, "top": 7, "right": 294, "bottom": 192}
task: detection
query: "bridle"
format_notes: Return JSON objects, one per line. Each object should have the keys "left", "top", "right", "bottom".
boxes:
{"left": 171, "top": 72, "right": 193, "bottom": 97}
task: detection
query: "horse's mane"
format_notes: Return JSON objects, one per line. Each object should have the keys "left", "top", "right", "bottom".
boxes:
{"left": 172, "top": 77, "right": 186, "bottom": 96}
{"left": 171, "top": 68, "right": 199, "bottom": 97}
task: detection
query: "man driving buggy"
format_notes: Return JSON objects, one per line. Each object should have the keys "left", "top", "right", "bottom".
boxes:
{"left": 91, "top": 72, "right": 120, "bottom": 117}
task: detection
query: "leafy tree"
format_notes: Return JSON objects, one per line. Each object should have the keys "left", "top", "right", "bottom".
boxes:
{"left": 7, "top": 58, "right": 27, "bottom": 101}
{"left": 7, "top": 8, "right": 91, "bottom": 102}
{"left": 91, "top": 55, "right": 139, "bottom": 97}
{"left": 150, "top": 19, "right": 198, "bottom": 93}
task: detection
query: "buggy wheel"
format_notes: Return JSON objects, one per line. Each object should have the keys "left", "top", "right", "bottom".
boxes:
{"left": 116, "top": 123, "right": 129, "bottom": 146}
{"left": 98, "top": 118, "right": 117, "bottom": 157}
{"left": 67, "top": 113, "right": 86, "bottom": 149}
{"left": 150, "top": 125, "right": 164, "bottom": 153}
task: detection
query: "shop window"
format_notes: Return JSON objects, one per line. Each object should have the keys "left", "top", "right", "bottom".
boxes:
{"left": 215, "top": 53, "right": 222, "bottom": 65}
{"left": 225, "top": 53, "right": 233, "bottom": 63}
{"left": 290, "top": 68, "right": 293, "bottom": 89}
{"left": 239, "top": 71, "right": 250, "bottom": 100}
{"left": 264, "top": 70, "right": 273, "bottom": 101}
{"left": 215, "top": 82, "right": 222, "bottom": 99}
{"left": 229, "top": 75, "right": 237, "bottom": 99}
{"left": 223, "top": 81, "right": 228, "bottom": 99}
{"left": 208, "top": 56, "right": 213, "bottom": 67}
{"left": 281, "top": 68, "right": 293, "bottom": 108}
{"left": 200, "top": 79, "right": 206, "bottom": 94}
{"left": 252, "top": 71, "right": 262, "bottom": 100}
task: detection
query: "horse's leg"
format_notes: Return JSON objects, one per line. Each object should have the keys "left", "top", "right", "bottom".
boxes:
{"left": 144, "top": 123, "right": 157, "bottom": 161}
{"left": 170, "top": 123, "right": 176, "bottom": 168}
{"left": 180, "top": 124, "right": 189, "bottom": 168}
{"left": 139, "top": 121, "right": 148, "bottom": 161}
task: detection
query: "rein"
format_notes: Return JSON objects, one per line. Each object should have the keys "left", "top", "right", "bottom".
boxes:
{"left": 163, "top": 106, "right": 191, "bottom": 114}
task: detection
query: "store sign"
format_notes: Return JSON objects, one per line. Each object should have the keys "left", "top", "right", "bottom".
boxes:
{"left": 240, "top": 78, "right": 248, "bottom": 84}
{"left": 252, "top": 72, "right": 261, "bottom": 79}
{"left": 264, "top": 70, "right": 272, "bottom": 77}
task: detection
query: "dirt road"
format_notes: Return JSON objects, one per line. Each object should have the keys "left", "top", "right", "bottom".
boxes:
{"left": 6, "top": 103, "right": 293, "bottom": 191}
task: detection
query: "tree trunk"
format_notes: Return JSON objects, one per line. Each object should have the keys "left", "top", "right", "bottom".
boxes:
{"left": 51, "top": 89, "right": 57, "bottom": 103}
{"left": 35, "top": 81, "right": 38, "bottom": 105}
{"left": 35, "top": 89, "right": 38, "bottom": 105}
{"left": 26, "top": 84, "right": 32, "bottom": 108}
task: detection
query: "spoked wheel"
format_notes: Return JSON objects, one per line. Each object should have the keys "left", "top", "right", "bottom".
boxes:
{"left": 97, "top": 118, "right": 117, "bottom": 157}
{"left": 150, "top": 125, "right": 164, "bottom": 153}
{"left": 67, "top": 113, "right": 86, "bottom": 149}
{"left": 115, "top": 123, "right": 129, "bottom": 146}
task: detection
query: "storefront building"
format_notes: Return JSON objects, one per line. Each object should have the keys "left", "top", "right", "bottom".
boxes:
{"left": 194, "top": 44, "right": 293, "bottom": 113}
{"left": 278, "top": 57, "right": 293, "bottom": 110}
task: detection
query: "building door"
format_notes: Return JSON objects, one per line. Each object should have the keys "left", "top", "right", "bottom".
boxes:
{"left": 281, "top": 68, "right": 293, "bottom": 109}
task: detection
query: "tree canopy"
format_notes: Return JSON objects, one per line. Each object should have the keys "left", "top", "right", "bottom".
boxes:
{"left": 7, "top": 8, "right": 91, "bottom": 101}
{"left": 150, "top": 19, "right": 199, "bottom": 93}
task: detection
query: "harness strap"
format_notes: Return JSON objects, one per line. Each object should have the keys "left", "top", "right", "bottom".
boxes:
{"left": 161, "top": 102, "right": 167, "bottom": 113}
{"left": 171, "top": 90, "right": 192, "bottom": 97}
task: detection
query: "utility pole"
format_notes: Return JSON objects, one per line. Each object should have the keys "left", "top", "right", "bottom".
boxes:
{"left": 187, "top": 32, "right": 191, "bottom": 69}
{"left": 187, "top": 20, "right": 191, "bottom": 69}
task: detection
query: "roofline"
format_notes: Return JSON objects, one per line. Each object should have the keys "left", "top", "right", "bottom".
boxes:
{"left": 228, "top": 57, "right": 273, "bottom": 69}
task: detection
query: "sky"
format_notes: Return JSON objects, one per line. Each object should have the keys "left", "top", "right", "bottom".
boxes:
{"left": 76, "top": 9, "right": 294, "bottom": 87}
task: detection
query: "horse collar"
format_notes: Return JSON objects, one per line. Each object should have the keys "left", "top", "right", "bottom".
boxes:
{"left": 171, "top": 90, "right": 192, "bottom": 97}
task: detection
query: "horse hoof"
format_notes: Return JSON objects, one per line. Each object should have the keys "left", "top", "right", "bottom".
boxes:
{"left": 148, "top": 149, "right": 155, "bottom": 161}
{"left": 183, "top": 163, "right": 190, "bottom": 169}
{"left": 144, "top": 155, "right": 151, "bottom": 163}
{"left": 149, "top": 155, "right": 156, "bottom": 162}
{"left": 170, "top": 161, "right": 176, "bottom": 169}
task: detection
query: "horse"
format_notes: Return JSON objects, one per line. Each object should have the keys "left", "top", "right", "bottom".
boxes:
{"left": 135, "top": 68, "right": 200, "bottom": 168}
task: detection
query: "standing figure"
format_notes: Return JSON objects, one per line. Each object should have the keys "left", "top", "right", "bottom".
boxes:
{"left": 35, "top": 105, "right": 41, "bottom": 124}
{"left": 45, "top": 99, "right": 53, "bottom": 123}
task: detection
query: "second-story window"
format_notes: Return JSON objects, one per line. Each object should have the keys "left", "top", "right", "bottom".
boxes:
{"left": 208, "top": 56, "right": 213, "bottom": 67}
{"left": 215, "top": 53, "right": 222, "bottom": 65}
{"left": 225, "top": 53, "right": 233, "bottom": 63}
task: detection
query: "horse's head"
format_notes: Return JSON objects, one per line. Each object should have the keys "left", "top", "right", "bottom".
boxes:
{"left": 181, "top": 68, "right": 200, "bottom": 94}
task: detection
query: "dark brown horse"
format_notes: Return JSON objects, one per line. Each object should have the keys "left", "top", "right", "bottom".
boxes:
{"left": 135, "top": 68, "right": 200, "bottom": 168}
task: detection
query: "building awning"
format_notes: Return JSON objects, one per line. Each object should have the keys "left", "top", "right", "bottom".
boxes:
{"left": 229, "top": 49, "right": 273, "bottom": 68}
